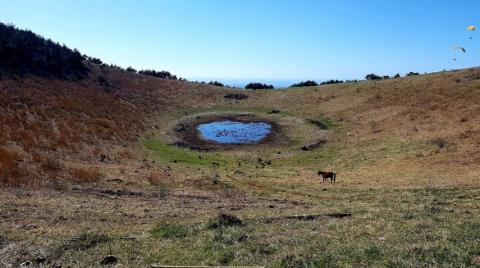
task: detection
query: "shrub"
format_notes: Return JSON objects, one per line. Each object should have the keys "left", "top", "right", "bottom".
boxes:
{"left": 85, "top": 56, "right": 103, "bottom": 65}
{"left": 245, "top": 82, "right": 274, "bottom": 90}
{"left": 206, "top": 213, "right": 244, "bottom": 229}
{"left": 406, "top": 72, "right": 419, "bottom": 76}
{"left": 394, "top": 73, "right": 401, "bottom": 78}
{"left": 208, "top": 81, "right": 225, "bottom": 87}
{"left": 70, "top": 167, "right": 102, "bottom": 183}
{"left": 320, "top": 79, "right": 344, "bottom": 85}
{"left": 431, "top": 138, "right": 448, "bottom": 149}
{"left": 365, "top": 73, "right": 382, "bottom": 80}
{"left": 138, "top": 69, "right": 177, "bottom": 80}
{"left": 126, "top": 66, "right": 137, "bottom": 73}
{"left": 290, "top": 80, "right": 318, "bottom": 87}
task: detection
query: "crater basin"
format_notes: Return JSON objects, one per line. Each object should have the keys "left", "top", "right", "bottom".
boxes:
{"left": 197, "top": 120, "right": 272, "bottom": 144}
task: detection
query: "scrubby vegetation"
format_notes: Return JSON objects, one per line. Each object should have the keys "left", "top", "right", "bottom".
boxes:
{"left": 245, "top": 82, "right": 274, "bottom": 90}
{"left": 138, "top": 69, "right": 178, "bottom": 80}
{"left": 365, "top": 73, "right": 383, "bottom": 80}
{"left": 406, "top": 71, "right": 419, "bottom": 76}
{"left": 291, "top": 80, "right": 318, "bottom": 87}
{"left": 320, "top": 79, "right": 344, "bottom": 85}
{"left": 208, "top": 81, "right": 225, "bottom": 87}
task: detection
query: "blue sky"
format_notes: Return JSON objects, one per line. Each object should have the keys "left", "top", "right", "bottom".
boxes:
{"left": 1, "top": 0, "right": 479, "bottom": 83}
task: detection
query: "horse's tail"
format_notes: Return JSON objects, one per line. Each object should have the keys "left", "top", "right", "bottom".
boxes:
{"left": 333, "top": 172, "right": 336, "bottom": 182}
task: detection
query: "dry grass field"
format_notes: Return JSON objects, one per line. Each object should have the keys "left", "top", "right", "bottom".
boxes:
{"left": 1, "top": 67, "right": 480, "bottom": 267}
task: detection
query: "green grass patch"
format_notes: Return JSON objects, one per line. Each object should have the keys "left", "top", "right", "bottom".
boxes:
{"left": 151, "top": 223, "right": 191, "bottom": 239}
{"left": 143, "top": 139, "right": 232, "bottom": 166}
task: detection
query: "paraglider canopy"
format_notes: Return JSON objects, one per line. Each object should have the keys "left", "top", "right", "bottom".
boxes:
{"left": 467, "top": 25, "right": 476, "bottom": 31}
{"left": 452, "top": 46, "right": 466, "bottom": 53}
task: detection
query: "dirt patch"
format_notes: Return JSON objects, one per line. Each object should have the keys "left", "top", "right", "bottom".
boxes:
{"left": 172, "top": 113, "right": 291, "bottom": 151}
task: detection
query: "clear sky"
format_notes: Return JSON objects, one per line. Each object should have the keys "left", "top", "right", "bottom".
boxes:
{"left": 1, "top": 0, "right": 479, "bottom": 83}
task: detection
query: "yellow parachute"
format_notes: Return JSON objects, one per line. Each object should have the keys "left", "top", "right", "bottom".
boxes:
{"left": 467, "top": 25, "right": 476, "bottom": 39}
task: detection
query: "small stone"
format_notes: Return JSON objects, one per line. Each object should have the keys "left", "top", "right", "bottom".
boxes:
{"left": 472, "top": 255, "right": 480, "bottom": 266}
{"left": 35, "top": 257, "right": 46, "bottom": 264}
{"left": 20, "top": 261, "right": 32, "bottom": 267}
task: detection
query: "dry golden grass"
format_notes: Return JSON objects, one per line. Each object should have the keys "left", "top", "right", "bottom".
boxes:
{"left": 147, "top": 171, "right": 165, "bottom": 186}
{"left": 69, "top": 167, "right": 103, "bottom": 183}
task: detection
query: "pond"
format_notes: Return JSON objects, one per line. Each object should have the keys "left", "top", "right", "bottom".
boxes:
{"left": 197, "top": 120, "right": 272, "bottom": 144}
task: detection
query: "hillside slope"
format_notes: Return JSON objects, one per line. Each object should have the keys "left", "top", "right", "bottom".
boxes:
{"left": 1, "top": 25, "right": 480, "bottom": 267}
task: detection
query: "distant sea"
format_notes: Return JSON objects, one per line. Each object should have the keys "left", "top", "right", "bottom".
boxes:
{"left": 219, "top": 79, "right": 300, "bottom": 89}
{"left": 192, "top": 78, "right": 318, "bottom": 89}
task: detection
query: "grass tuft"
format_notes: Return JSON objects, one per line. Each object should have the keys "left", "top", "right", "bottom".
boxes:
{"left": 151, "top": 223, "right": 190, "bottom": 239}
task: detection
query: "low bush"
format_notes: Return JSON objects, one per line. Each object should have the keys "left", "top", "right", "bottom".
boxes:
{"left": 245, "top": 82, "right": 274, "bottom": 90}
{"left": 291, "top": 80, "right": 318, "bottom": 87}
{"left": 320, "top": 79, "right": 343, "bottom": 85}
{"left": 208, "top": 81, "right": 225, "bottom": 87}
{"left": 206, "top": 213, "right": 244, "bottom": 229}
{"left": 406, "top": 72, "right": 419, "bottom": 76}
{"left": 365, "top": 73, "right": 382, "bottom": 80}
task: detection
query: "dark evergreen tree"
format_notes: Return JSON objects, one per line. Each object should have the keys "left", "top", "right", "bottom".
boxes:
{"left": 365, "top": 73, "right": 382, "bottom": 80}
{"left": 245, "top": 83, "right": 274, "bottom": 90}
{"left": 291, "top": 80, "right": 318, "bottom": 87}
{"left": 0, "top": 22, "right": 88, "bottom": 79}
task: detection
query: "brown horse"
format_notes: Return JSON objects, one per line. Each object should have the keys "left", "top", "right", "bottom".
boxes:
{"left": 318, "top": 171, "right": 336, "bottom": 183}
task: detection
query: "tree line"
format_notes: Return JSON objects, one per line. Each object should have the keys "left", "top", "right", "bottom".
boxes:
{"left": 0, "top": 22, "right": 180, "bottom": 81}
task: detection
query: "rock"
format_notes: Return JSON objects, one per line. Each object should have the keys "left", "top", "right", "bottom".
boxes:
{"left": 224, "top": 93, "right": 248, "bottom": 100}
{"left": 35, "top": 257, "right": 46, "bottom": 265}
{"left": 100, "top": 255, "right": 118, "bottom": 265}
{"left": 306, "top": 119, "right": 328, "bottom": 130}
{"left": 174, "top": 123, "right": 190, "bottom": 132}
{"left": 472, "top": 255, "right": 480, "bottom": 266}
{"left": 301, "top": 139, "right": 327, "bottom": 151}
{"left": 16, "top": 224, "right": 37, "bottom": 230}
{"left": 267, "top": 109, "right": 281, "bottom": 114}
{"left": 20, "top": 261, "right": 32, "bottom": 267}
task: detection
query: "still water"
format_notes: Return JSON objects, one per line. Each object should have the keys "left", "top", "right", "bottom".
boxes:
{"left": 197, "top": 120, "right": 272, "bottom": 144}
